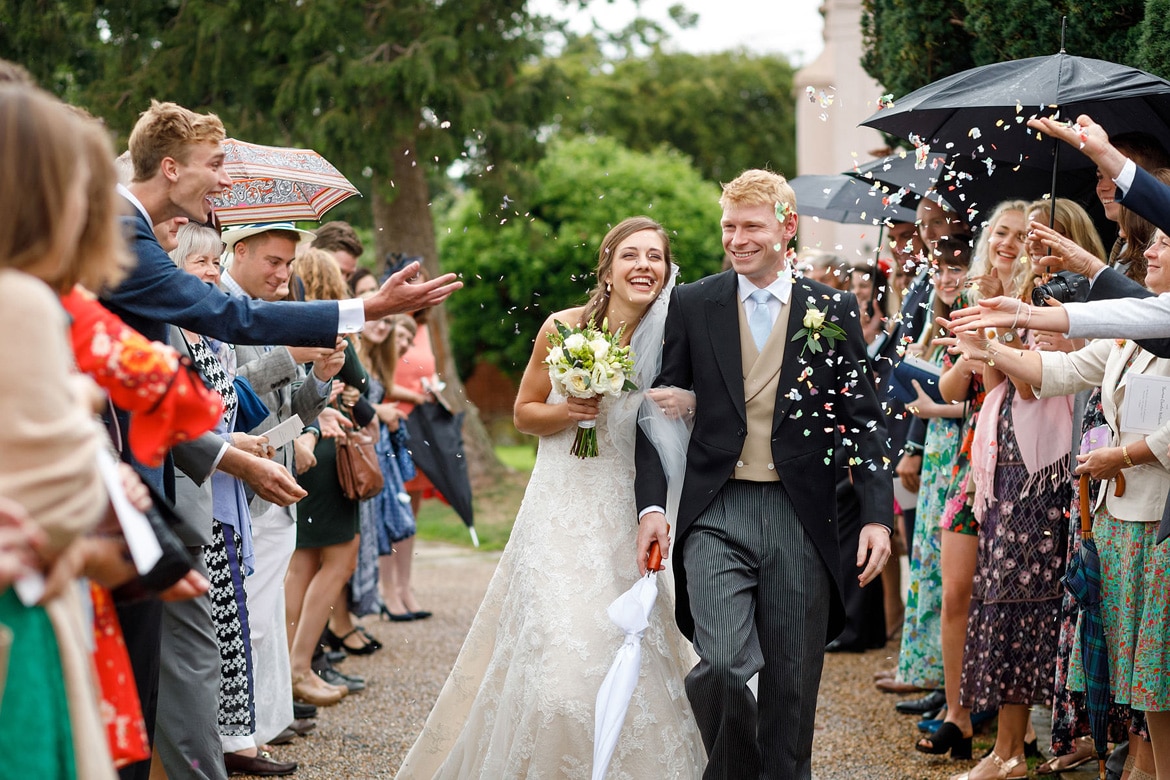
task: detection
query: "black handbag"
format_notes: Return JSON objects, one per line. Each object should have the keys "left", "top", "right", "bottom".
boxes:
{"left": 112, "top": 481, "right": 195, "bottom": 600}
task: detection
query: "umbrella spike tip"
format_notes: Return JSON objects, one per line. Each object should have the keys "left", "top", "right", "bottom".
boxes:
{"left": 469, "top": 527, "right": 480, "bottom": 547}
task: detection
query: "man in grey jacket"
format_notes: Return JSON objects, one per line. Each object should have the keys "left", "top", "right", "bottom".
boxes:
{"left": 218, "top": 222, "right": 347, "bottom": 774}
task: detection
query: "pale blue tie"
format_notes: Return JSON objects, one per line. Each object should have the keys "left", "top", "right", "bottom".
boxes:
{"left": 748, "top": 289, "right": 773, "bottom": 352}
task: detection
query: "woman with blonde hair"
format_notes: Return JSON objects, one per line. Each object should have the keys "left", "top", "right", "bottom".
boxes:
{"left": 285, "top": 248, "right": 371, "bottom": 703}
{"left": 918, "top": 200, "right": 1027, "bottom": 759}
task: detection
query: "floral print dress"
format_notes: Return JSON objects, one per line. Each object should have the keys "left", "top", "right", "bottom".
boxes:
{"left": 896, "top": 347, "right": 962, "bottom": 689}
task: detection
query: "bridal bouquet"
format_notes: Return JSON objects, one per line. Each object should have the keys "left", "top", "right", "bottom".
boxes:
{"left": 545, "top": 319, "right": 636, "bottom": 458}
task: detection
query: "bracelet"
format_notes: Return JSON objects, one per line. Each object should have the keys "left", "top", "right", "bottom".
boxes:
{"left": 1122, "top": 445, "right": 1134, "bottom": 468}
{"left": 985, "top": 344, "right": 998, "bottom": 367}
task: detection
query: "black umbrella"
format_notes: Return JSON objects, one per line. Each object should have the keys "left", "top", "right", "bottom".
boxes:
{"left": 788, "top": 173, "right": 917, "bottom": 225}
{"left": 1063, "top": 475, "right": 1110, "bottom": 779}
{"left": 406, "top": 401, "right": 477, "bottom": 546}
{"left": 849, "top": 149, "right": 1099, "bottom": 227}
{"left": 860, "top": 53, "right": 1170, "bottom": 171}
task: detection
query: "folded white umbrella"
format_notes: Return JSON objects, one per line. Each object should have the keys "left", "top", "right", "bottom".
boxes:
{"left": 592, "top": 547, "right": 663, "bottom": 780}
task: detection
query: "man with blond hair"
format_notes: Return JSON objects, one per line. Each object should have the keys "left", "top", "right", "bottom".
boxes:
{"left": 635, "top": 169, "right": 892, "bottom": 779}
{"left": 103, "top": 100, "right": 460, "bottom": 780}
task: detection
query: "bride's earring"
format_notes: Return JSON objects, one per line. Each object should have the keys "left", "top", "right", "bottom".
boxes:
{"left": 605, "top": 281, "right": 611, "bottom": 294}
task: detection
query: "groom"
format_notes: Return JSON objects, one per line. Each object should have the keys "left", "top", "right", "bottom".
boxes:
{"left": 635, "top": 169, "right": 893, "bottom": 779}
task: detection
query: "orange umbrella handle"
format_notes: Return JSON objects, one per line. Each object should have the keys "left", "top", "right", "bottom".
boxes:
{"left": 1114, "top": 471, "right": 1127, "bottom": 498}
{"left": 1079, "top": 474, "right": 1092, "bottom": 536}
{"left": 646, "top": 524, "right": 670, "bottom": 572}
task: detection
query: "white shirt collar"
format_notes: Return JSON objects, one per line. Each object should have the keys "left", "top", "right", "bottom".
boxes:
{"left": 116, "top": 183, "right": 151, "bottom": 225}
{"left": 737, "top": 268, "right": 793, "bottom": 306}
{"left": 220, "top": 269, "right": 249, "bottom": 299}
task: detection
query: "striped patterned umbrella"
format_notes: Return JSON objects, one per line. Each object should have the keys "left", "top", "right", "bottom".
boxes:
{"left": 211, "top": 139, "right": 361, "bottom": 226}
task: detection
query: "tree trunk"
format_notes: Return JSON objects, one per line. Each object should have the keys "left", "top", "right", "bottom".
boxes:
{"left": 370, "top": 137, "right": 505, "bottom": 486}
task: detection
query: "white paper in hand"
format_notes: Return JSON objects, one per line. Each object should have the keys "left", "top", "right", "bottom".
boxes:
{"left": 96, "top": 449, "right": 162, "bottom": 575}
{"left": 258, "top": 414, "right": 304, "bottom": 451}
{"left": 1121, "top": 374, "right": 1170, "bottom": 435}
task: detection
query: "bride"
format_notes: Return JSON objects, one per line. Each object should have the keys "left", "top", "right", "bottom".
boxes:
{"left": 395, "top": 217, "right": 705, "bottom": 779}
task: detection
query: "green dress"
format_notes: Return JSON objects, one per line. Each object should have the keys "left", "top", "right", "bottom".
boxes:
{"left": 0, "top": 590, "right": 76, "bottom": 779}
{"left": 296, "top": 339, "right": 368, "bottom": 549}
{"left": 895, "top": 347, "right": 963, "bottom": 689}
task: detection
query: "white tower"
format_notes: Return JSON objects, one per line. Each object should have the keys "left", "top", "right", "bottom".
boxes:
{"left": 794, "top": 0, "right": 890, "bottom": 264}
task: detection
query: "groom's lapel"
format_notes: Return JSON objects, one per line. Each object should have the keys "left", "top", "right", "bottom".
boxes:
{"left": 772, "top": 280, "right": 814, "bottom": 429}
{"left": 704, "top": 271, "right": 746, "bottom": 423}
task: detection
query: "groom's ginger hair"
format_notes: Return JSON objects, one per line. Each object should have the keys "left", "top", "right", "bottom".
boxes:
{"left": 720, "top": 169, "right": 796, "bottom": 220}
{"left": 128, "top": 100, "right": 225, "bottom": 182}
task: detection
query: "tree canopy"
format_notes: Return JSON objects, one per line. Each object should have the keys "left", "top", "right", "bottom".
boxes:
{"left": 862, "top": 0, "right": 1157, "bottom": 99}
{"left": 553, "top": 40, "right": 798, "bottom": 181}
{"left": 440, "top": 135, "right": 724, "bottom": 377}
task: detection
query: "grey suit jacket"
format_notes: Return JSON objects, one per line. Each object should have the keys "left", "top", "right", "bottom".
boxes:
{"left": 169, "top": 326, "right": 223, "bottom": 547}
{"left": 234, "top": 343, "right": 329, "bottom": 518}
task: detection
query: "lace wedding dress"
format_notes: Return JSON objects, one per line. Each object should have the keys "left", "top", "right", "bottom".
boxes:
{"left": 395, "top": 391, "right": 705, "bottom": 779}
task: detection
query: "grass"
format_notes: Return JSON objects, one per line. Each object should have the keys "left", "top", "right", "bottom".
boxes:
{"left": 415, "top": 444, "right": 536, "bottom": 551}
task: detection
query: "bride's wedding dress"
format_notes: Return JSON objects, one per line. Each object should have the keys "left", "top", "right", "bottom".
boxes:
{"left": 395, "top": 391, "right": 704, "bottom": 779}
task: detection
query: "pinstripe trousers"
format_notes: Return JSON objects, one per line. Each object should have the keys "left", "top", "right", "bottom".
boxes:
{"left": 683, "top": 480, "right": 831, "bottom": 780}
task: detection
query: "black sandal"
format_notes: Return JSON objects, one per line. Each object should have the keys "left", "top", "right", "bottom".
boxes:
{"left": 915, "top": 722, "right": 972, "bottom": 759}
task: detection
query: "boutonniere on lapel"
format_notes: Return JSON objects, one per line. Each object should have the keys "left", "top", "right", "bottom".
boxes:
{"left": 791, "top": 304, "right": 846, "bottom": 356}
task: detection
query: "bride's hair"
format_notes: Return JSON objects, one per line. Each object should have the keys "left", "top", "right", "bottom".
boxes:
{"left": 578, "top": 216, "right": 673, "bottom": 328}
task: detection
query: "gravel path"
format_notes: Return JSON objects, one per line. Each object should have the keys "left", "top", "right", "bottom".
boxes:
{"left": 256, "top": 541, "right": 1066, "bottom": 779}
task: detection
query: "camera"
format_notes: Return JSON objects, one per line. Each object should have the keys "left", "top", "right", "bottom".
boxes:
{"left": 1031, "top": 270, "right": 1090, "bottom": 306}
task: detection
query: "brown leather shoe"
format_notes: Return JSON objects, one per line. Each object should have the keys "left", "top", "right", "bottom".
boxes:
{"left": 224, "top": 750, "right": 298, "bottom": 776}
{"left": 292, "top": 672, "right": 344, "bottom": 706}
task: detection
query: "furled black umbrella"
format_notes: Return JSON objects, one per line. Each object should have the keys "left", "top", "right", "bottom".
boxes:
{"left": 788, "top": 173, "right": 917, "bottom": 225}
{"left": 406, "top": 401, "right": 477, "bottom": 546}
{"left": 1063, "top": 475, "right": 1111, "bottom": 779}
{"left": 860, "top": 52, "right": 1170, "bottom": 171}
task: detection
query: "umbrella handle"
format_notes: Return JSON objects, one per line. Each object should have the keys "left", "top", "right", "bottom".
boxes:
{"left": 1078, "top": 474, "right": 1092, "bottom": 535}
{"left": 1114, "top": 471, "right": 1126, "bottom": 498}
{"left": 646, "top": 524, "right": 670, "bottom": 572}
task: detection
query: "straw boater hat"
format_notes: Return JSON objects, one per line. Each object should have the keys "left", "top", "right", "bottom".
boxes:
{"left": 221, "top": 221, "right": 317, "bottom": 251}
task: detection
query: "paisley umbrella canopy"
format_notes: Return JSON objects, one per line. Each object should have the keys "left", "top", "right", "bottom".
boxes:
{"left": 211, "top": 139, "right": 361, "bottom": 226}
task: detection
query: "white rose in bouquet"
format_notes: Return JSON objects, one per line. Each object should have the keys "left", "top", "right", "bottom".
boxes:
{"left": 562, "top": 367, "right": 593, "bottom": 398}
{"left": 605, "top": 369, "right": 626, "bottom": 395}
{"left": 589, "top": 337, "right": 611, "bottom": 361}
{"left": 563, "top": 332, "right": 587, "bottom": 353}
{"left": 590, "top": 362, "right": 611, "bottom": 394}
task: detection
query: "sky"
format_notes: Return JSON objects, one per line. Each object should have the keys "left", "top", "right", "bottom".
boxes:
{"left": 532, "top": 0, "right": 826, "bottom": 65}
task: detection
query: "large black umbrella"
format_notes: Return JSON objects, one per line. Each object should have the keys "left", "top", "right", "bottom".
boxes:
{"left": 406, "top": 401, "right": 477, "bottom": 546}
{"left": 849, "top": 149, "right": 1099, "bottom": 227}
{"left": 860, "top": 53, "right": 1170, "bottom": 170}
{"left": 788, "top": 173, "right": 917, "bottom": 225}
{"left": 1064, "top": 476, "right": 1111, "bottom": 779}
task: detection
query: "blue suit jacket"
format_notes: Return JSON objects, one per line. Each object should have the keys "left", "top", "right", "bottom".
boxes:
{"left": 103, "top": 202, "right": 340, "bottom": 347}
{"left": 1120, "top": 164, "right": 1170, "bottom": 236}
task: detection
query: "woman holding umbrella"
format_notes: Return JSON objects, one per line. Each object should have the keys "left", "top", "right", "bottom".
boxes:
{"left": 945, "top": 227, "right": 1170, "bottom": 779}
{"left": 395, "top": 217, "right": 704, "bottom": 779}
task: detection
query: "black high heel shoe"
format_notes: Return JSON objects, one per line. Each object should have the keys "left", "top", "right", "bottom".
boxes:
{"left": 379, "top": 604, "right": 415, "bottom": 622}
{"left": 324, "top": 626, "right": 381, "bottom": 655}
{"left": 916, "top": 722, "right": 973, "bottom": 759}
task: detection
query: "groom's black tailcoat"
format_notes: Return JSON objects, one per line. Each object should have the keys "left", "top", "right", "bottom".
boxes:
{"left": 635, "top": 270, "right": 893, "bottom": 641}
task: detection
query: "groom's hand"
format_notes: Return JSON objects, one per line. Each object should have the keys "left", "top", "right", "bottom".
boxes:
{"left": 856, "top": 523, "right": 892, "bottom": 587}
{"left": 636, "top": 511, "right": 670, "bottom": 576}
